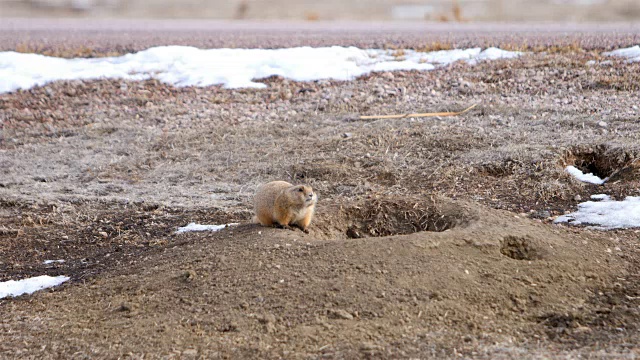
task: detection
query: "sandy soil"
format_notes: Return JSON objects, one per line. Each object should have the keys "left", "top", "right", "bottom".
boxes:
{"left": 1, "top": 21, "right": 640, "bottom": 359}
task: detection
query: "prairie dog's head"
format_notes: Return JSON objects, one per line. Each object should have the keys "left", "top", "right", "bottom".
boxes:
{"left": 286, "top": 184, "right": 317, "bottom": 207}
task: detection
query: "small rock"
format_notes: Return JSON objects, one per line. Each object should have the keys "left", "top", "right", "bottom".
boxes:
{"left": 360, "top": 342, "right": 381, "bottom": 354}
{"left": 380, "top": 71, "right": 394, "bottom": 80}
{"left": 257, "top": 313, "right": 276, "bottom": 324}
{"left": 597, "top": 121, "right": 608, "bottom": 128}
{"left": 329, "top": 309, "right": 353, "bottom": 320}
{"left": 98, "top": 231, "right": 108, "bottom": 238}
{"left": 342, "top": 133, "right": 352, "bottom": 138}
{"left": 281, "top": 89, "right": 293, "bottom": 100}
{"left": 574, "top": 195, "right": 582, "bottom": 201}
{"left": 530, "top": 210, "right": 551, "bottom": 219}
{"left": 574, "top": 325, "right": 592, "bottom": 334}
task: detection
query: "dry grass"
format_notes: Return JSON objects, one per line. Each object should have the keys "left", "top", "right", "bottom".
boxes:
{"left": 14, "top": 42, "right": 124, "bottom": 58}
{"left": 499, "top": 42, "right": 603, "bottom": 56}
{"left": 390, "top": 49, "right": 406, "bottom": 59}
{"left": 8, "top": 39, "right": 615, "bottom": 60}
{"left": 416, "top": 42, "right": 454, "bottom": 52}
{"left": 588, "top": 73, "right": 640, "bottom": 91}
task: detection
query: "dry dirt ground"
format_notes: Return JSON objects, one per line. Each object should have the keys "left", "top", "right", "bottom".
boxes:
{"left": 1, "top": 22, "right": 640, "bottom": 359}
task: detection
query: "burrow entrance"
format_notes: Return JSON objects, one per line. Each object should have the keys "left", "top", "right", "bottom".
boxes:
{"left": 562, "top": 145, "right": 639, "bottom": 182}
{"left": 317, "top": 196, "right": 478, "bottom": 239}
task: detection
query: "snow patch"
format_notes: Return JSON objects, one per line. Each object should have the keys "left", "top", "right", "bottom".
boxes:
{"left": 604, "top": 45, "right": 640, "bottom": 62}
{"left": 175, "top": 222, "right": 238, "bottom": 234}
{"left": 566, "top": 165, "right": 607, "bottom": 185}
{"left": 0, "top": 275, "right": 70, "bottom": 299}
{"left": 0, "top": 46, "right": 523, "bottom": 93}
{"left": 475, "top": 47, "right": 523, "bottom": 61}
{"left": 554, "top": 196, "right": 640, "bottom": 230}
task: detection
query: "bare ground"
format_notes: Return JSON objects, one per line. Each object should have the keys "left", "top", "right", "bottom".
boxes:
{"left": 1, "top": 22, "right": 640, "bottom": 359}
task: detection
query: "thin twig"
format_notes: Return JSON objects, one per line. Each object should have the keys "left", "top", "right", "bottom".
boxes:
{"left": 359, "top": 103, "right": 479, "bottom": 120}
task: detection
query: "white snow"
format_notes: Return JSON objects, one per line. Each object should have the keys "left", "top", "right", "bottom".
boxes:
{"left": 474, "top": 47, "right": 523, "bottom": 61}
{"left": 604, "top": 45, "right": 640, "bottom": 62}
{"left": 0, "top": 275, "right": 70, "bottom": 299}
{"left": 566, "top": 165, "right": 607, "bottom": 185}
{"left": 43, "top": 259, "right": 65, "bottom": 264}
{"left": 554, "top": 195, "right": 640, "bottom": 230}
{"left": 0, "top": 46, "right": 522, "bottom": 93}
{"left": 175, "top": 222, "right": 238, "bottom": 234}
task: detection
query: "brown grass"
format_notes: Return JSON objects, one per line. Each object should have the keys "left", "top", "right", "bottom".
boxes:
{"left": 11, "top": 39, "right": 607, "bottom": 60}
{"left": 14, "top": 42, "right": 122, "bottom": 58}
{"left": 416, "top": 42, "right": 454, "bottom": 52}
{"left": 500, "top": 42, "right": 602, "bottom": 56}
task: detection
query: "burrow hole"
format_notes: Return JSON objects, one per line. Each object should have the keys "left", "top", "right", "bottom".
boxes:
{"left": 327, "top": 197, "right": 476, "bottom": 239}
{"left": 563, "top": 145, "right": 637, "bottom": 181}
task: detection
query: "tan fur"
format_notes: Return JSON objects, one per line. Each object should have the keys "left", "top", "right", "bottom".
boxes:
{"left": 253, "top": 181, "right": 317, "bottom": 233}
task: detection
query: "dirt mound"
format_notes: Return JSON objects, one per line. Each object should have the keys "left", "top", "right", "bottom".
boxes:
{"left": 1, "top": 196, "right": 635, "bottom": 358}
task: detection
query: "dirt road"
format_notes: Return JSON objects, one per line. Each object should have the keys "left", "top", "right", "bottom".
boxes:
{"left": 1, "top": 21, "right": 640, "bottom": 358}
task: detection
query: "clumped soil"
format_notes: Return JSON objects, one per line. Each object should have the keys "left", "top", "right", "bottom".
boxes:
{"left": 1, "top": 30, "right": 640, "bottom": 359}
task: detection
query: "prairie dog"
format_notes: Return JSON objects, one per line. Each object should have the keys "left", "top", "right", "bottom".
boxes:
{"left": 253, "top": 181, "right": 317, "bottom": 233}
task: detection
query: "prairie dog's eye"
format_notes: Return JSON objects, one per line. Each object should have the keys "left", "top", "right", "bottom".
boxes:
{"left": 298, "top": 188, "right": 304, "bottom": 192}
